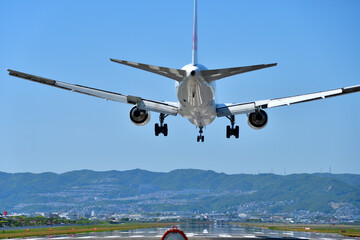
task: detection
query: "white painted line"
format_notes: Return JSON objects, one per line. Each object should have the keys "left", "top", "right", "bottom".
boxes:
{"left": 218, "top": 234, "right": 232, "bottom": 237}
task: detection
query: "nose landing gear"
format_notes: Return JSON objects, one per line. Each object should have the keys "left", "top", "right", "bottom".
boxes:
{"left": 197, "top": 127, "right": 205, "bottom": 142}
{"left": 155, "top": 113, "right": 168, "bottom": 136}
{"left": 226, "top": 115, "right": 239, "bottom": 138}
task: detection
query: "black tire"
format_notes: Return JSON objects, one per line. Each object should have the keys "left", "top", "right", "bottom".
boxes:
{"left": 226, "top": 126, "right": 231, "bottom": 138}
{"left": 197, "top": 136, "right": 200, "bottom": 142}
{"left": 155, "top": 123, "right": 159, "bottom": 136}
{"left": 163, "top": 124, "right": 168, "bottom": 136}
{"left": 235, "top": 126, "right": 239, "bottom": 139}
{"left": 201, "top": 136, "right": 204, "bottom": 142}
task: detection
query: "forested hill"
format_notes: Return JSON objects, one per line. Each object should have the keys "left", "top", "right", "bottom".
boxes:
{"left": 0, "top": 169, "right": 359, "bottom": 214}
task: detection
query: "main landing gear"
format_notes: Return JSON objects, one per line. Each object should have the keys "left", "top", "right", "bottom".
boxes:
{"left": 226, "top": 115, "right": 239, "bottom": 138}
{"left": 197, "top": 127, "right": 205, "bottom": 142}
{"left": 155, "top": 113, "right": 168, "bottom": 136}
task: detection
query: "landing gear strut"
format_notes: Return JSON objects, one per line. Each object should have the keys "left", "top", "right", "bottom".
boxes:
{"left": 155, "top": 113, "right": 168, "bottom": 136}
{"left": 197, "top": 127, "right": 205, "bottom": 142}
{"left": 226, "top": 115, "right": 239, "bottom": 138}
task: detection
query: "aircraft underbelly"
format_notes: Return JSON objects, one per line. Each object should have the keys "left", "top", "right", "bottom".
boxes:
{"left": 177, "top": 76, "right": 216, "bottom": 127}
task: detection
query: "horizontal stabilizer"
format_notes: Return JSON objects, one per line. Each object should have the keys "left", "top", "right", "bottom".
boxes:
{"left": 201, "top": 63, "right": 277, "bottom": 82}
{"left": 110, "top": 58, "right": 186, "bottom": 82}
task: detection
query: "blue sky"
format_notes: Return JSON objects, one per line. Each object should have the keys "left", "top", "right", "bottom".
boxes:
{"left": 0, "top": 0, "right": 359, "bottom": 175}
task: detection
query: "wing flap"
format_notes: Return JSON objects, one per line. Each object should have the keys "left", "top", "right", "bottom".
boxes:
{"left": 216, "top": 103, "right": 255, "bottom": 117}
{"left": 7, "top": 69, "right": 178, "bottom": 116}
{"left": 140, "top": 99, "right": 178, "bottom": 115}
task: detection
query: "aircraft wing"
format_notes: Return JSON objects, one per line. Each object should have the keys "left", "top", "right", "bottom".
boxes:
{"left": 216, "top": 84, "right": 360, "bottom": 117}
{"left": 7, "top": 69, "right": 178, "bottom": 116}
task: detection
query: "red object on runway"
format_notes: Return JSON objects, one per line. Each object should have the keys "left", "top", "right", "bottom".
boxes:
{"left": 162, "top": 226, "right": 188, "bottom": 240}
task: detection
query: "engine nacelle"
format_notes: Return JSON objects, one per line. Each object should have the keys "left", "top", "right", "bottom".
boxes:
{"left": 129, "top": 106, "right": 151, "bottom": 126}
{"left": 247, "top": 109, "right": 268, "bottom": 130}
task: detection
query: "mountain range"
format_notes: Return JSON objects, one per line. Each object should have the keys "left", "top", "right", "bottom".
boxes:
{"left": 0, "top": 169, "right": 359, "bottom": 215}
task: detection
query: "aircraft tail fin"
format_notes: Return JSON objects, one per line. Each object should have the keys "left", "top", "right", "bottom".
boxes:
{"left": 192, "top": 0, "right": 198, "bottom": 65}
{"left": 201, "top": 63, "right": 277, "bottom": 83}
{"left": 110, "top": 58, "right": 186, "bottom": 82}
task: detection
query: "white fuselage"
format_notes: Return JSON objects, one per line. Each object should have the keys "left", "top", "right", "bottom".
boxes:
{"left": 176, "top": 64, "right": 217, "bottom": 127}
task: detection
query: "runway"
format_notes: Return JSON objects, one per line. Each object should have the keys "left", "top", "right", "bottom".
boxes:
{"left": 5, "top": 237, "right": 307, "bottom": 240}
{"left": 41, "top": 237, "right": 307, "bottom": 240}
{"left": 5, "top": 223, "right": 353, "bottom": 240}
{"left": 9, "top": 234, "right": 354, "bottom": 240}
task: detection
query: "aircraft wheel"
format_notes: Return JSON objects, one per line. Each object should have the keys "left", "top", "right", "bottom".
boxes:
{"left": 163, "top": 124, "right": 168, "bottom": 136}
{"left": 201, "top": 136, "right": 204, "bottom": 142}
{"left": 226, "top": 126, "right": 231, "bottom": 138}
{"left": 197, "top": 136, "right": 200, "bottom": 142}
{"left": 155, "top": 123, "right": 159, "bottom": 136}
{"left": 235, "top": 126, "right": 239, "bottom": 138}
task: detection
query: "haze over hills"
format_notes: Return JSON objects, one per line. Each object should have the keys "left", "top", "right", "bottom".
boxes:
{"left": 0, "top": 169, "right": 359, "bottom": 218}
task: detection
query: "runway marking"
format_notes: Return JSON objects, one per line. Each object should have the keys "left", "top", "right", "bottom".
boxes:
{"left": 218, "top": 234, "right": 232, "bottom": 237}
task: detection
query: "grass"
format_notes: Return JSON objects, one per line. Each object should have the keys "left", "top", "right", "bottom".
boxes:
{"left": 238, "top": 223, "right": 360, "bottom": 237}
{"left": 0, "top": 222, "right": 175, "bottom": 239}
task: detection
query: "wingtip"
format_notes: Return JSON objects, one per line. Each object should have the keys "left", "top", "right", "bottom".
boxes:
{"left": 110, "top": 58, "right": 122, "bottom": 62}
{"left": 264, "top": 63, "right": 277, "bottom": 67}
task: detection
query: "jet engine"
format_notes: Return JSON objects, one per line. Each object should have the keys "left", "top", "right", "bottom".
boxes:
{"left": 247, "top": 109, "right": 268, "bottom": 130}
{"left": 129, "top": 106, "right": 151, "bottom": 126}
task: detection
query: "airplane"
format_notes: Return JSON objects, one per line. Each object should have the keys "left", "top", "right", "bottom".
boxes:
{"left": 7, "top": 0, "right": 360, "bottom": 142}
